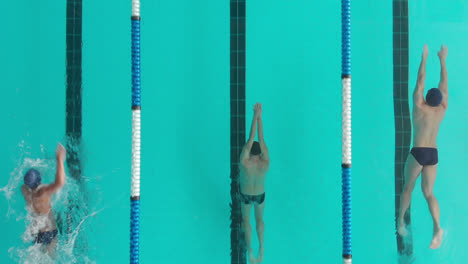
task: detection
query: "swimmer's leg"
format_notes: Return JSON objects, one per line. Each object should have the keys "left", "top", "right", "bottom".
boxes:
{"left": 398, "top": 154, "right": 423, "bottom": 236}
{"left": 421, "top": 165, "right": 443, "bottom": 249}
{"left": 241, "top": 202, "right": 255, "bottom": 263}
{"left": 254, "top": 200, "right": 265, "bottom": 263}
{"left": 46, "top": 236, "right": 58, "bottom": 257}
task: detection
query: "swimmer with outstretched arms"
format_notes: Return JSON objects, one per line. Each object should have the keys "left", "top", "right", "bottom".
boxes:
{"left": 239, "top": 103, "right": 270, "bottom": 264}
{"left": 21, "top": 143, "right": 66, "bottom": 254}
{"left": 398, "top": 44, "right": 448, "bottom": 249}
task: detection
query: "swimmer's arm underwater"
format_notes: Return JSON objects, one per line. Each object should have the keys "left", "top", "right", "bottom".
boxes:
{"left": 241, "top": 104, "right": 260, "bottom": 162}
{"left": 413, "top": 44, "right": 428, "bottom": 106}
{"left": 42, "top": 143, "right": 66, "bottom": 195}
{"left": 438, "top": 45, "right": 448, "bottom": 107}
{"left": 257, "top": 115, "right": 269, "bottom": 163}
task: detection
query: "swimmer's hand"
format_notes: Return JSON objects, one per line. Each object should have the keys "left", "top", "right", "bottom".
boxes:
{"left": 56, "top": 143, "right": 66, "bottom": 162}
{"left": 254, "top": 103, "right": 262, "bottom": 119}
{"left": 438, "top": 44, "right": 448, "bottom": 60}
{"left": 423, "top": 44, "right": 428, "bottom": 59}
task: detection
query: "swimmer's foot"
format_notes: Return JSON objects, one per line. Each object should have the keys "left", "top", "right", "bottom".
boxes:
{"left": 248, "top": 248, "right": 256, "bottom": 264}
{"left": 429, "top": 228, "right": 443, "bottom": 249}
{"left": 397, "top": 218, "right": 408, "bottom": 237}
{"left": 257, "top": 247, "right": 264, "bottom": 263}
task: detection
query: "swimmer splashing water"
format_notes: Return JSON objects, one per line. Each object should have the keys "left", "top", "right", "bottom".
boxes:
{"left": 398, "top": 44, "right": 448, "bottom": 249}
{"left": 21, "top": 143, "right": 66, "bottom": 255}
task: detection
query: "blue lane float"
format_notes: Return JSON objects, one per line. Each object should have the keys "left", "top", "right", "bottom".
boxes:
{"left": 341, "top": 0, "right": 352, "bottom": 263}
{"left": 130, "top": 0, "right": 141, "bottom": 263}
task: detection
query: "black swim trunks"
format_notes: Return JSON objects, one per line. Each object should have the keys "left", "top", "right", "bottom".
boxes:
{"left": 240, "top": 192, "right": 265, "bottom": 205}
{"left": 34, "top": 230, "right": 58, "bottom": 245}
{"left": 410, "top": 147, "right": 438, "bottom": 166}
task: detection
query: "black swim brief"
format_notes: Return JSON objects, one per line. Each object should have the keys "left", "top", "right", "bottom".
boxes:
{"left": 240, "top": 192, "right": 265, "bottom": 205}
{"left": 34, "top": 230, "right": 58, "bottom": 245}
{"left": 410, "top": 147, "right": 438, "bottom": 166}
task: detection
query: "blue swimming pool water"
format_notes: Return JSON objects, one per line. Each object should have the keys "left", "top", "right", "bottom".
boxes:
{"left": 1, "top": 0, "right": 468, "bottom": 263}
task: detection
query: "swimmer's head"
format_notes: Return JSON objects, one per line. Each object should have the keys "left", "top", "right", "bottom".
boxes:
{"left": 24, "top": 169, "right": 41, "bottom": 189}
{"left": 426, "top": 88, "right": 443, "bottom": 107}
{"left": 250, "top": 141, "right": 261, "bottom": 157}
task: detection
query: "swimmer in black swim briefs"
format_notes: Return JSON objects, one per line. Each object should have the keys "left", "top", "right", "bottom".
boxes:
{"left": 240, "top": 192, "right": 266, "bottom": 205}
{"left": 21, "top": 143, "right": 67, "bottom": 255}
{"left": 239, "top": 103, "right": 270, "bottom": 263}
{"left": 35, "top": 230, "right": 59, "bottom": 245}
{"left": 397, "top": 44, "right": 448, "bottom": 250}
{"left": 410, "top": 147, "right": 438, "bottom": 166}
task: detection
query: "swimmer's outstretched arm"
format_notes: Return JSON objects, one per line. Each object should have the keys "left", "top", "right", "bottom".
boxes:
{"left": 413, "top": 44, "right": 428, "bottom": 105}
{"left": 438, "top": 44, "right": 448, "bottom": 106}
{"left": 241, "top": 104, "right": 260, "bottom": 161}
{"left": 43, "top": 143, "right": 66, "bottom": 195}
{"left": 257, "top": 108, "right": 269, "bottom": 163}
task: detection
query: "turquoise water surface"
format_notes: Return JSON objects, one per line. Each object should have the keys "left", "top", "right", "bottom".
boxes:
{"left": 1, "top": 0, "right": 468, "bottom": 263}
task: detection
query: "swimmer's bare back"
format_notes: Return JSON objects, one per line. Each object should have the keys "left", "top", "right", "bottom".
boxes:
{"left": 21, "top": 143, "right": 66, "bottom": 232}
{"left": 239, "top": 103, "right": 270, "bottom": 196}
{"left": 22, "top": 185, "right": 57, "bottom": 231}
{"left": 240, "top": 159, "right": 268, "bottom": 195}
{"left": 412, "top": 44, "right": 448, "bottom": 148}
{"left": 412, "top": 101, "right": 446, "bottom": 147}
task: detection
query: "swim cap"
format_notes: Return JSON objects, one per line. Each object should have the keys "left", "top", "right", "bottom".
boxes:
{"left": 24, "top": 169, "right": 41, "bottom": 189}
{"left": 250, "top": 141, "right": 261, "bottom": 156}
{"left": 426, "top": 88, "right": 443, "bottom": 107}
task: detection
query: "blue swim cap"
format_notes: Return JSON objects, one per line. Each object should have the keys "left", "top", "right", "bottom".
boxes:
{"left": 24, "top": 169, "right": 41, "bottom": 189}
{"left": 426, "top": 88, "right": 443, "bottom": 107}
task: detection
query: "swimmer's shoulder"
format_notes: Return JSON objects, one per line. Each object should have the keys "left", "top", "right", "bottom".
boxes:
{"left": 33, "top": 184, "right": 53, "bottom": 198}
{"left": 252, "top": 162, "right": 269, "bottom": 175}
{"left": 413, "top": 103, "right": 434, "bottom": 118}
{"left": 240, "top": 159, "right": 254, "bottom": 169}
